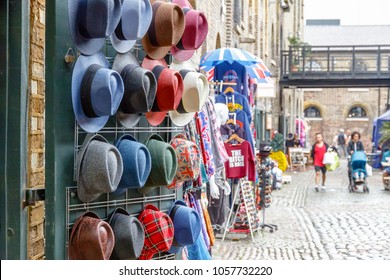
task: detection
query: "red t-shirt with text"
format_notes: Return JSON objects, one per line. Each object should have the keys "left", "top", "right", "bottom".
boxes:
{"left": 224, "top": 141, "right": 256, "bottom": 181}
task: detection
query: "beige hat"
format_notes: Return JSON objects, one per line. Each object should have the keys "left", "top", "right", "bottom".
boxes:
{"left": 169, "top": 70, "right": 209, "bottom": 126}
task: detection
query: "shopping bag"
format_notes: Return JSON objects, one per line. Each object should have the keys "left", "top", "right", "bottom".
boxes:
{"left": 365, "top": 164, "right": 372, "bottom": 177}
{"left": 326, "top": 152, "right": 340, "bottom": 171}
{"left": 323, "top": 151, "right": 335, "bottom": 165}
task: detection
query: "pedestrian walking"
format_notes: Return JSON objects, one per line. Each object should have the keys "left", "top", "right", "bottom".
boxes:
{"left": 346, "top": 131, "right": 365, "bottom": 188}
{"left": 337, "top": 129, "right": 347, "bottom": 158}
{"left": 311, "top": 133, "right": 329, "bottom": 191}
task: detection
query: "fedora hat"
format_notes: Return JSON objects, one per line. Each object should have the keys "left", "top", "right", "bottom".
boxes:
{"left": 68, "top": 0, "right": 122, "bottom": 55}
{"left": 167, "top": 134, "right": 201, "bottom": 190}
{"left": 168, "top": 70, "right": 209, "bottom": 126}
{"left": 138, "top": 134, "right": 177, "bottom": 195}
{"left": 112, "top": 135, "right": 152, "bottom": 195}
{"left": 112, "top": 52, "right": 157, "bottom": 128}
{"left": 142, "top": 1, "right": 185, "bottom": 60}
{"left": 142, "top": 56, "right": 184, "bottom": 126}
{"left": 138, "top": 204, "right": 174, "bottom": 260}
{"left": 168, "top": 200, "right": 201, "bottom": 254}
{"left": 76, "top": 134, "right": 123, "bottom": 203}
{"left": 108, "top": 208, "right": 145, "bottom": 260}
{"left": 170, "top": 0, "right": 209, "bottom": 61}
{"left": 69, "top": 212, "right": 115, "bottom": 260}
{"left": 72, "top": 52, "right": 124, "bottom": 133}
{"left": 170, "top": 55, "right": 200, "bottom": 72}
{"left": 110, "top": 0, "right": 153, "bottom": 53}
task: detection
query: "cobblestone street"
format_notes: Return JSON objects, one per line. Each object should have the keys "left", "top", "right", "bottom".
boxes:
{"left": 213, "top": 160, "right": 390, "bottom": 260}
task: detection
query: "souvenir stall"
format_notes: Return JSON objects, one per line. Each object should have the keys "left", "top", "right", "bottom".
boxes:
{"left": 64, "top": 0, "right": 219, "bottom": 261}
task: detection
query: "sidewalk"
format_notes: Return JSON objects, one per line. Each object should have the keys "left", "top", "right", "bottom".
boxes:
{"left": 212, "top": 159, "right": 390, "bottom": 260}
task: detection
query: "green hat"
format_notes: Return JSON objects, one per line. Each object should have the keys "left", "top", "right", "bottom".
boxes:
{"left": 138, "top": 134, "right": 178, "bottom": 194}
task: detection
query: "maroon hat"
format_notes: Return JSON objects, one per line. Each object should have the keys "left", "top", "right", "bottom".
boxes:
{"left": 142, "top": 56, "right": 184, "bottom": 126}
{"left": 142, "top": 1, "right": 185, "bottom": 60}
{"left": 170, "top": 0, "right": 209, "bottom": 61}
{"left": 138, "top": 204, "right": 174, "bottom": 260}
{"left": 68, "top": 212, "right": 115, "bottom": 260}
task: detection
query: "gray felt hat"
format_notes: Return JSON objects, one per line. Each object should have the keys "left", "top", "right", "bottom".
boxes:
{"left": 76, "top": 134, "right": 124, "bottom": 203}
{"left": 108, "top": 208, "right": 145, "bottom": 260}
{"left": 68, "top": 0, "right": 123, "bottom": 55}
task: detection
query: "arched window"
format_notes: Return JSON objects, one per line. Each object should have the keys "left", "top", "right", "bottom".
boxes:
{"left": 348, "top": 106, "right": 367, "bottom": 118}
{"left": 304, "top": 106, "right": 321, "bottom": 118}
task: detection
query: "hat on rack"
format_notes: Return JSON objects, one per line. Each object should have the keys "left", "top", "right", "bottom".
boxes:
{"left": 138, "top": 204, "right": 174, "bottom": 260}
{"left": 168, "top": 70, "right": 209, "bottom": 126}
{"left": 170, "top": 53, "right": 200, "bottom": 72}
{"left": 108, "top": 208, "right": 145, "bottom": 260}
{"left": 167, "top": 134, "right": 201, "bottom": 190}
{"left": 142, "top": 1, "right": 185, "bottom": 60}
{"left": 68, "top": 0, "right": 122, "bottom": 55}
{"left": 72, "top": 52, "right": 124, "bottom": 133}
{"left": 170, "top": 0, "right": 208, "bottom": 61}
{"left": 138, "top": 134, "right": 178, "bottom": 195}
{"left": 167, "top": 200, "right": 201, "bottom": 253}
{"left": 76, "top": 134, "right": 123, "bottom": 203}
{"left": 112, "top": 52, "right": 157, "bottom": 128}
{"left": 110, "top": 0, "right": 153, "bottom": 53}
{"left": 142, "top": 56, "right": 184, "bottom": 126}
{"left": 69, "top": 212, "right": 115, "bottom": 260}
{"left": 112, "top": 135, "right": 152, "bottom": 194}
{"left": 214, "top": 103, "right": 229, "bottom": 127}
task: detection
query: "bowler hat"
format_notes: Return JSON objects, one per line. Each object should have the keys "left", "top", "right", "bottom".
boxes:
{"left": 167, "top": 134, "right": 201, "bottom": 190}
{"left": 138, "top": 134, "right": 177, "bottom": 195}
{"left": 69, "top": 212, "right": 115, "bottom": 260}
{"left": 142, "top": 56, "right": 184, "bottom": 126}
{"left": 113, "top": 134, "right": 152, "bottom": 194}
{"left": 112, "top": 52, "right": 157, "bottom": 128}
{"left": 108, "top": 208, "right": 145, "bottom": 260}
{"left": 110, "top": 0, "right": 153, "bottom": 53}
{"left": 168, "top": 70, "right": 209, "bottom": 126}
{"left": 72, "top": 52, "right": 124, "bottom": 133}
{"left": 142, "top": 1, "right": 185, "bottom": 60}
{"left": 168, "top": 200, "right": 201, "bottom": 253}
{"left": 76, "top": 134, "right": 123, "bottom": 203}
{"left": 170, "top": 0, "right": 209, "bottom": 61}
{"left": 138, "top": 204, "right": 174, "bottom": 260}
{"left": 68, "top": 0, "right": 122, "bottom": 55}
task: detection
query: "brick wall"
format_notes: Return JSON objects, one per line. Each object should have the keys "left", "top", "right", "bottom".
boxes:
{"left": 28, "top": 0, "right": 45, "bottom": 260}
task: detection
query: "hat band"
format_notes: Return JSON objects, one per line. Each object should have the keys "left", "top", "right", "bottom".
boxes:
{"left": 147, "top": 1, "right": 164, "bottom": 47}
{"left": 151, "top": 65, "right": 165, "bottom": 112}
{"left": 175, "top": 8, "right": 191, "bottom": 51}
{"left": 114, "top": 18, "right": 127, "bottom": 40}
{"left": 80, "top": 64, "right": 104, "bottom": 118}
{"left": 175, "top": 70, "right": 192, "bottom": 114}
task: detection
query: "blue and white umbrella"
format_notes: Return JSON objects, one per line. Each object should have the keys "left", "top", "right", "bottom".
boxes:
{"left": 200, "top": 47, "right": 262, "bottom": 67}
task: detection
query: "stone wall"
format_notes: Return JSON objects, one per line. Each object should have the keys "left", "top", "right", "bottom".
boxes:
{"left": 28, "top": 0, "right": 45, "bottom": 260}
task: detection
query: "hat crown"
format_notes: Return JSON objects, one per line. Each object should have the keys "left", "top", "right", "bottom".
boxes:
{"left": 78, "top": 0, "right": 122, "bottom": 38}
{"left": 117, "top": 0, "right": 152, "bottom": 40}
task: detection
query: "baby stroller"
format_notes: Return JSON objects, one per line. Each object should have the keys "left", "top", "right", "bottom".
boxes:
{"left": 348, "top": 151, "right": 369, "bottom": 193}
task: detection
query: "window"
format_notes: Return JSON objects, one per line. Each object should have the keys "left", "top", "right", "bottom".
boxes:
{"left": 348, "top": 106, "right": 367, "bottom": 118}
{"left": 304, "top": 106, "right": 321, "bottom": 118}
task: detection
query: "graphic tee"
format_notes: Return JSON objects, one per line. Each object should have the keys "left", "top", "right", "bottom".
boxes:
{"left": 224, "top": 141, "right": 256, "bottom": 181}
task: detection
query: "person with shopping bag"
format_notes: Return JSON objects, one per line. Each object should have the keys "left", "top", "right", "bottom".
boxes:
{"left": 311, "top": 133, "right": 329, "bottom": 192}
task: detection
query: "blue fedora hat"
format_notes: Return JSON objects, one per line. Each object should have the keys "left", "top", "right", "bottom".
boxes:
{"left": 112, "top": 135, "right": 152, "bottom": 195}
{"left": 168, "top": 200, "right": 201, "bottom": 253}
{"left": 68, "top": 0, "right": 122, "bottom": 55}
{"left": 72, "top": 52, "right": 124, "bottom": 133}
{"left": 110, "top": 0, "right": 153, "bottom": 53}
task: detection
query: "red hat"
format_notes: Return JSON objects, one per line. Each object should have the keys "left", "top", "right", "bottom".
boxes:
{"left": 170, "top": 0, "right": 209, "bottom": 61}
{"left": 138, "top": 204, "right": 174, "bottom": 260}
{"left": 142, "top": 56, "right": 184, "bottom": 126}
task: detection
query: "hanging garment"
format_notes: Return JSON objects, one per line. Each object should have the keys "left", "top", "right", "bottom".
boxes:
{"left": 220, "top": 124, "right": 245, "bottom": 143}
{"left": 214, "top": 62, "right": 249, "bottom": 100}
{"left": 196, "top": 109, "right": 215, "bottom": 177}
{"left": 215, "top": 92, "right": 252, "bottom": 124}
{"left": 224, "top": 141, "right": 256, "bottom": 181}
{"left": 189, "top": 192, "right": 210, "bottom": 250}
{"left": 234, "top": 108, "right": 255, "bottom": 153}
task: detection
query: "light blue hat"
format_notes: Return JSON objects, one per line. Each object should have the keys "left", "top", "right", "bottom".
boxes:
{"left": 72, "top": 52, "right": 124, "bottom": 133}
{"left": 112, "top": 135, "right": 152, "bottom": 195}
{"left": 168, "top": 200, "right": 201, "bottom": 253}
{"left": 110, "top": 0, "right": 153, "bottom": 53}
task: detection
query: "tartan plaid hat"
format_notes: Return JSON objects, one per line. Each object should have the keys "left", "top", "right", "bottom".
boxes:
{"left": 137, "top": 204, "right": 174, "bottom": 260}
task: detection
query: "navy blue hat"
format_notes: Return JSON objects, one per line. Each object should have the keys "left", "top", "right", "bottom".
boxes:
{"left": 112, "top": 134, "right": 152, "bottom": 195}
{"left": 168, "top": 200, "right": 201, "bottom": 254}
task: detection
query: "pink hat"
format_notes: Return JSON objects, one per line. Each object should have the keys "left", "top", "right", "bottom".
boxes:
{"left": 170, "top": 0, "right": 209, "bottom": 61}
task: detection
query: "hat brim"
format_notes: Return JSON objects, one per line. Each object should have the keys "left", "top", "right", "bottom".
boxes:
{"left": 170, "top": 47, "right": 196, "bottom": 62}
{"left": 146, "top": 111, "right": 167, "bottom": 126}
{"left": 68, "top": 0, "right": 106, "bottom": 55}
{"left": 142, "top": 35, "right": 172, "bottom": 60}
{"left": 110, "top": 34, "right": 136, "bottom": 54}
{"left": 76, "top": 134, "right": 110, "bottom": 202}
{"left": 141, "top": 56, "right": 168, "bottom": 70}
{"left": 72, "top": 53, "right": 110, "bottom": 133}
{"left": 169, "top": 110, "right": 195, "bottom": 126}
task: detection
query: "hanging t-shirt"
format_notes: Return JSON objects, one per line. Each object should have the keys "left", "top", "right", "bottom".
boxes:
{"left": 235, "top": 108, "right": 255, "bottom": 153}
{"left": 214, "top": 62, "right": 249, "bottom": 99}
{"left": 220, "top": 124, "right": 245, "bottom": 143}
{"left": 224, "top": 141, "right": 256, "bottom": 181}
{"left": 215, "top": 92, "right": 252, "bottom": 124}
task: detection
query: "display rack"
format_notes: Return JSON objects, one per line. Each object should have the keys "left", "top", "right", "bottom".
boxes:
{"left": 288, "top": 147, "right": 306, "bottom": 172}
